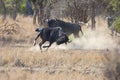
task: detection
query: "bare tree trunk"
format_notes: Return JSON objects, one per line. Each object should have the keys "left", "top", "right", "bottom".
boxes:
{"left": 73, "top": 1, "right": 79, "bottom": 23}
{"left": 38, "top": 5, "right": 44, "bottom": 26}
{"left": 0, "top": 0, "right": 6, "bottom": 21}
{"left": 46, "top": 4, "right": 52, "bottom": 19}
{"left": 12, "top": 0, "right": 18, "bottom": 20}
{"left": 66, "top": 1, "right": 74, "bottom": 22}
{"left": 26, "top": 0, "right": 33, "bottom": 15}
{"left": 33, "top": 4, "right": 38, "bottom": 25}
{"left": 38, "top": 8, "right": 41, "bottom": 25}
{"left": 83, "top": 8, "right": 88, "bottom": 23}
{"left": 31, "top": 0, "right": 57, "bottom": 25}
{"left": 91, "top": 1, "right": 96, "bottom": 30}
{"left": 32, "top": 0, "right": 44, "bottom": 25}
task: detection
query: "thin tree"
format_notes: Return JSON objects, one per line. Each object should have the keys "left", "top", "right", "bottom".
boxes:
{"left": 31, "top": 0, "right": 57, "bottom": 25}
{"left": 91, "top": 1, "right": 96, "bottom": 30}
{"left": 0, "top": 0, "right": 6, "bottom": 21}
{"left": 11, "top": 0, "right": 19, "bottom": 20}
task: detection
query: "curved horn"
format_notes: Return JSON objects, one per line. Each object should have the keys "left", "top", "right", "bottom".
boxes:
{"left": 45, "top": 19, "right": 49, "bottom": 22}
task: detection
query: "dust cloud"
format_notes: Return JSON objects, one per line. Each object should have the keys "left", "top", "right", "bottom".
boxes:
{"left": 68, "top": 17, "right": 120, "bottom": 50}
{"left": 68, "top": 28, "right": 119, "bottom": 50}
{"left": 29, "top": 28, "right": 119, "bottom": 51}
{"left": 29, "top": 17, "right": 120, "bottom": 51}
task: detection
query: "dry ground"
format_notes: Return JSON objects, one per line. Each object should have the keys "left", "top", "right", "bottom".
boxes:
{"left": 0, "top": 15, "right": 120, "bottom": 80}
{"left": 0, "top": 46, "right": 120, "bottom": 80}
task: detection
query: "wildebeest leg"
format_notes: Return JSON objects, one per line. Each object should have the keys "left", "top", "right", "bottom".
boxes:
{"left": 44, "top": 42, "right": 53, "bottom": 51}
{"left": 74, "top": 32, "right": 80, "bottom": 38}
{"left": 39, "top": 40, "right": 46, "bottom": 51}
{"left": 43, "top": 42, "right": 53, "bottom": 49}
{"left": 80, "top": 28, "right": 83, "bottom": 35}
{"left": 74, "top": 29, "right": 83, "bottom": 38}
{"left": 43, "top": 35, "right": 54, "bottom": 49}
{"left": 65, "top": 42, "right": 67, "bottom": 44}
{"left": 33, "top": 5, "right": 38, "bottom": 25}
{"left": 65, "top": 40, "right": 71, "bottom": 44}
{"left": 64, "top": 40, "right": 71, "bottom": 45}
{"left": 34, "top": 33, "right": 41, "bottom": 46}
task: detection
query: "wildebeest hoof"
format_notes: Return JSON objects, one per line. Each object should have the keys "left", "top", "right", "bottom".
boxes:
{"left": 33, "top": 43, "right": 36, "bottom": 46}
{"left": 65, "top": 42, "right": 67, "bottom": 45}
{"left": 33, "top": 40, "right": 36, "bottom": 46}
{"left": 43, "top": 46, "right": 47, "bottom": 48}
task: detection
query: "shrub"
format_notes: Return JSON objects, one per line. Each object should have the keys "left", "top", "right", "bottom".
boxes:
{"left": 114, "top": 17, "right": 120, "bottom": 33}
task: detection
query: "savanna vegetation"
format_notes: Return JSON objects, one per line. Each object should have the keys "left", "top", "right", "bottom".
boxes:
{"left": 0, "top": 0, "right": 120, "bottom": 31}
{"left": 0, "top": 0, "right": 120, "bottom": 80}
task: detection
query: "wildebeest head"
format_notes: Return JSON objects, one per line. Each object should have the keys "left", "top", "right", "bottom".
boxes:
{"left": 54, "top": 27, "right": 69, "bottom": 45}
{"left": 44, "top": 19, "right": 58, "bottom": 27}
{"left": 56, "top": 35, "right": 69, "bottom": 45}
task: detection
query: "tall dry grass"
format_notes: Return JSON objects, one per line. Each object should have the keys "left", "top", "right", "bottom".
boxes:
{"left": 0, "top": 46, "right": 112, "bottom": 80}
{"left": 0, "top": 15, "right": 120, "bottom": 80}
{"left": 0, "top": 15, "right": 37, "bottom": 45}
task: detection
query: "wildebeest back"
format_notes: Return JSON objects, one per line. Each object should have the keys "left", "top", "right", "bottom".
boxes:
{"left": 46, "top": 19, "right": 83, "bottom": 37}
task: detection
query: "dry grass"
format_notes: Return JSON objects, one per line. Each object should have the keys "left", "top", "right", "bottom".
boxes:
{"left": 0, "top": 46, "right": 108, "bottom": 80}
{"left": 0, "top": 15, "right": 120, "bottom": 80}
{"left": 0, "top": 46, "right": 120, "bottom": 80}
{"left": 0, "top": 15, "right": 37, "bottom": 45}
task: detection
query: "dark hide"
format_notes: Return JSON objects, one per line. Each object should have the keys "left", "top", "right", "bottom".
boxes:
{"left": 34, "top": 27, "right": 70, "bottom": 51}
{"left": 46, "top": 19, "right": 83, "bottom": 37}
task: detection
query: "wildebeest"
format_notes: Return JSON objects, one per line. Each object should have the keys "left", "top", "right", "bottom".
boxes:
{"left": 34, "top": 27, "right": 70, "bottom": 51}
{"left": 45, "top": 19, "right": 83, "bottom": 37}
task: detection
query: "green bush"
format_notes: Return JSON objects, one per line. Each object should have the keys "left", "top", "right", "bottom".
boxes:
{"left": 0, "top": 0, "right": 27, "bottom": 14}
{"left": 114, "top": 17, "right": 120, "bottom": 33}
{"left": 19, "top": 2, "right": 26, "bottom": 13}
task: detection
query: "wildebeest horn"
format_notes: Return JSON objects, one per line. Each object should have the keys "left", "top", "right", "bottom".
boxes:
{"left": 44, "top": 19, "right": 50, "bottom": 22}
